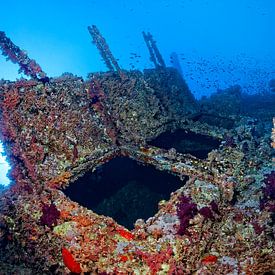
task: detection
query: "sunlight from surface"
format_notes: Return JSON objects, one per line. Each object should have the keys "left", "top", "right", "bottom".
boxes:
{"left": 0, "top": 141, "right": 11, "bottom": 186}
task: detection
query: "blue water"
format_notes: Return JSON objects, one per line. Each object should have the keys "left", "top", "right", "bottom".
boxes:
{"left": 0, "top": 143, "right": 10, "bottom": 186}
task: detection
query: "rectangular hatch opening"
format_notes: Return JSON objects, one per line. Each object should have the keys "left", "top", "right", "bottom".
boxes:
{"left": 63, "top": 156, "right": 186, "bottom": 229}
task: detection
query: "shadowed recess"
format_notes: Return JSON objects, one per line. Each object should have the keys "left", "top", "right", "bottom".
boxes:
{"left": 148, "top": 129, "right": 220, "bottom": 159}
{"left": 63, "top": 157, "right": 186, "bottom": 229}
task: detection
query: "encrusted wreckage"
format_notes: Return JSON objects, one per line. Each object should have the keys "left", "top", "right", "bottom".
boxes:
{"left": 0, "top": 27, "right": 274, "bottom": 274}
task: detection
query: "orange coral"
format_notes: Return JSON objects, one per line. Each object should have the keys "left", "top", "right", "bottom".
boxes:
{"left": 117, "top": 228, "right": 134, "bottom": 241}
{"left": 201, "top": 255, "right": 218, "bottom": 265}
{"left": 47, "top": 172, "right": 72, "bottom": 189}
{"left": 59, "top": 210, "right": 70, "bottom": 220}
{"left": 73, "top": 215, "right": 93, "bottom": 227}
{"left": 118, "top": 255, "right": 129, "bottom": 262}
{"left": 61, "top": 247, "right": 82, "bottom": 273}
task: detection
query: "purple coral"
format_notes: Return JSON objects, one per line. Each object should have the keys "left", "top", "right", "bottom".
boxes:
{"left": 40, "top": 203, "right": 60, "bottom": 228}
{"left": 176, "top": 195, "right": 198, "bottom": 235}
{"left": 260, "top": 171, "right": 275, "bottom": 212}
{"left": 210, "top": 200, "right": 220, "bottom": 214}
{"left": 263, "top": 171, "right": 275, "bottom": 200}
{"left": 199, "top": 206, "right": 215, "bottom": 220}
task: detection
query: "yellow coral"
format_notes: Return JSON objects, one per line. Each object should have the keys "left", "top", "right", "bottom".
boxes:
{"left": 53, "top": 221, "right": 78, "bottom": 240}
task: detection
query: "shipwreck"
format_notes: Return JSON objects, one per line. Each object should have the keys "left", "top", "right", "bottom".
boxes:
{"left": 0, "top": 26, "right": 274, "bottom": 274}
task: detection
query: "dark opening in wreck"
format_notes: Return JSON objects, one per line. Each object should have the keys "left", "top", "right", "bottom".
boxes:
{"left": 148, "top": 129, "right": 220, "bottom": 159}
{"left": 64, "top": 156, "right": 186, "bottom": 229}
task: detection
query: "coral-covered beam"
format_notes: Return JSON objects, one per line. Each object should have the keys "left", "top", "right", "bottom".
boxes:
{"left": 0, "top": 31, "right": 47, "bottom": 79}
{"left": 142, "top": 31, "right": 166, "bottom": 68}
{"left": 88, "top": 25, "right": 122, "bottom": 76}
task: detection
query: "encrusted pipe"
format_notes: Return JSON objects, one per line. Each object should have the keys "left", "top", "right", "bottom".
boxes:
{"left": 0, "top": 31, "right": 47, "bottom": 80}
{"left": 142, "top": 31, "right": 166, "bottom": 69}
{"left": 88, "top": 25, "right": 123, "bottom": 78}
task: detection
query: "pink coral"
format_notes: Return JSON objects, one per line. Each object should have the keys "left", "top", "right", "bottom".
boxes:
{"left": 3, "top": 89, "right": 20, "bottom": 110}
{"left": 0, "top": 31, "right": 46, "bottom": 79}
{"left": 136, "top": 247, "right": 173, "bottom": 274}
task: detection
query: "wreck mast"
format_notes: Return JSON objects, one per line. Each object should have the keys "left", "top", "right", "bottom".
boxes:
{"left": 0, "top": 31, "right": 47, "bottom": 80}
{"left": 88, "top": 25, "right": 124, "bottom": 78}
{"left": 142, "top": 31, "right": 166, "bottom": 69}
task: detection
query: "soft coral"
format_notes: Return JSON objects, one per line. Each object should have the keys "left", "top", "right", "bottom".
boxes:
{"left": 260, "top": 171, "right": 275, "bottom": 212}
{"left": 40, "top": 202, "right": 60, "bottom": 228}
{"left": 176, "top": 195, "right": 198, "bottom": 235}
{"left": 263, "top": 171, "right": 275, "bottom": 200}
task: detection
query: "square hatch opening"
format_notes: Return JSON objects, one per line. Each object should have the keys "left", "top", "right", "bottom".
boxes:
{"left": 148, "top": 129, "right": 220, "bottom": 159}
{"left": 63, "top": 156, "right": 186, "bottom": 229}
